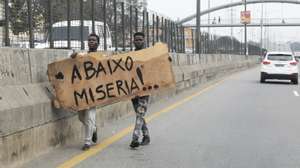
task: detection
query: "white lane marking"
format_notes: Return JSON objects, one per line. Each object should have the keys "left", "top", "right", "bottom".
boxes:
{"left": 294, "top": 90, "right": 299, "bottom": 97}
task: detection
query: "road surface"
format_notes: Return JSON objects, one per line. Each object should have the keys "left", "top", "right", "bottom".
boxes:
{"left": 23, "top": 67, "right": 300, "bottom": 168}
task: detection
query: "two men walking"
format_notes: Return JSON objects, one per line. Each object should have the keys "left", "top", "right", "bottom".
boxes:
{"left": 70, "top": 32, "right": 151, "bottom": 150}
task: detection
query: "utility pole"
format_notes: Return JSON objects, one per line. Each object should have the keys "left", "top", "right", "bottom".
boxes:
{"left": 244, "top": 0, "right": 248, "bottom": 56}
{"left": 208, "top": 0, "right": 210, "bottom": 53}
{"left": 230, "top": 0, "right": 233, "bottom": 54}
{"left": 260, "top": 0, "right": 264, "bottom": 55}
{"left": 196, "top": 0, "right": 201, "bottom": 55}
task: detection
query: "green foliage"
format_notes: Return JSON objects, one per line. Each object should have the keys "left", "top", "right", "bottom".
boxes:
{"left": 9, "top": 0, "right": 27, "bottom": 35}
{"left": 9, "top": 0, "right": 46, "bottom": 35}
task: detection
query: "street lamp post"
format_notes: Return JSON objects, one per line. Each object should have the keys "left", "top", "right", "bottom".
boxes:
{"left": 260, "top": 0, "right": 264, "bottom": 55}
{"left": 244, "top": 0, "right": 248, "bottom": 56}
{"left": 196, "top": 0, "right": 201, "bottom": 55}
{"left": 208, "top": 0, "right": 210, "bottom": 54}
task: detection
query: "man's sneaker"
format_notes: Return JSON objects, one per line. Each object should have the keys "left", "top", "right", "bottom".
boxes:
{"left": 92, "top": 128, "right": 98, "bottom": 143}
{"left": 82, "top": 144, "right": 90, "bottom": 151}
{"left": 140, "top": 135, "right": 150, "bottom": 146}
{"left": 130, "top": 140, "right": 140, "bottom": 148}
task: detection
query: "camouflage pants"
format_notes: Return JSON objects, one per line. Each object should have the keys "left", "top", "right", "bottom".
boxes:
{"left": 131, "top": 96, "right": 150, "bottom": 141}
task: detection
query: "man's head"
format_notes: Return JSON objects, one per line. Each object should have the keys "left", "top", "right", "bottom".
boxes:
{"left": 88, "top": 33, "right": 99, "bottom": 52}
{"left": 134, "top": 32, "right": 145, "bottom": 50}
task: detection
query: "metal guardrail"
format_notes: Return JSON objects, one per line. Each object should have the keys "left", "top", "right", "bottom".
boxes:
{"left": 0, "top": 0, "right": 186, "bottom": 53}
{"left": 0, "top": 0, "right": 264, "bottom": 55}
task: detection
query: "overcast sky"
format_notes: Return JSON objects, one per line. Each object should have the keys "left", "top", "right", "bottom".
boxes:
{"left": 147, "top": 0, "right": 300, "bottom": 48}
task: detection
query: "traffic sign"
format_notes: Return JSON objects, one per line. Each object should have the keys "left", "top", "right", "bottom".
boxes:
{"left": 241, "top": 10, "right": 251, "bottom": 24}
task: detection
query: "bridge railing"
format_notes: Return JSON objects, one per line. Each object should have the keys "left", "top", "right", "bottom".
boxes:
{"left": 201, "top": 18, "right": 300, "bottom": 25}
{"left": 183, "top": 25, "right": 264, "bottom": 55}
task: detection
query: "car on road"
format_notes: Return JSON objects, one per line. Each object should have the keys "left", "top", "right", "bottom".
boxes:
{"left": 260, "top": 52, "right": 299, "bottom": 84}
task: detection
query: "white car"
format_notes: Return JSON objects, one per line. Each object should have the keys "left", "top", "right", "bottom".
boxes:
{"left": 35, "top": 20, "right": 112, "bottom": 50}
{"left": 260, "top": 52, "right": 299, "bottom": 84}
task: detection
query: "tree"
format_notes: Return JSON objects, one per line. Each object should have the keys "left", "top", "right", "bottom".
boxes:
{"left": 9, "top": 0, "right": 46, "bottom": 35}
{"left": 9, "top": 0, "right": 28, "bottom": 35}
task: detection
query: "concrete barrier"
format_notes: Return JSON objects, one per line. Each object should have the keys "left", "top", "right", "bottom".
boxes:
{"left": 0, "top": 48, "right": 259, "bottom": 168}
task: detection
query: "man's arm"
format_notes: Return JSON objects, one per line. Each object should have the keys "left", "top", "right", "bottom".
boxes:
{"left": 70, "top": 52, "right": 87, "bottom": 59}
{"left": 70, "top": 52, "right": 78, "bottom": 59}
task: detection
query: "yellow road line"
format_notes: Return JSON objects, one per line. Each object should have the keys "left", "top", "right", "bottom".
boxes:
{"left": 57, "top": 79, "right": 225, "bottom": 168}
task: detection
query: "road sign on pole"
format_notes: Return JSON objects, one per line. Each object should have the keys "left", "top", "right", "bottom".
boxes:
{"left": 241, "top": 10, "right": 251, "bottom": 24}
{"left": 243, "top": 0, "right": 248, "bottom": 56}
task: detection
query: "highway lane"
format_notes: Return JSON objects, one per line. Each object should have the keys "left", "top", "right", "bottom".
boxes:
{"left": 73, "top": 67, "right": 300, "bottom": 168}
{"left": 22, "top": 67, "right": 300, "bottom": 168}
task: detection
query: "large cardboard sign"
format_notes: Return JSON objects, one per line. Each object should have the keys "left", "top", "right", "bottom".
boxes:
{"left": 48, "top": 43, "right": 175, "bottom": 111}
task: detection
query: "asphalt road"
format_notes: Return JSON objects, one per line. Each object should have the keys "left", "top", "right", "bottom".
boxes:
{"left": 23, "top": 67, "right": 300, "bottom": 168}
{"left": 72, "top": 67, "right": 300, "bottom": 168}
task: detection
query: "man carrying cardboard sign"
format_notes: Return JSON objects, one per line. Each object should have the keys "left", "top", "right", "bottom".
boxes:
{"left": 48, "top": 33, "right": 176, "bottom": 150}
{"left": 130, "top": 32, "right": 151, "bottom": 148}
{"left": 70, "top": 33, "right": 99, "bottom": 151}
